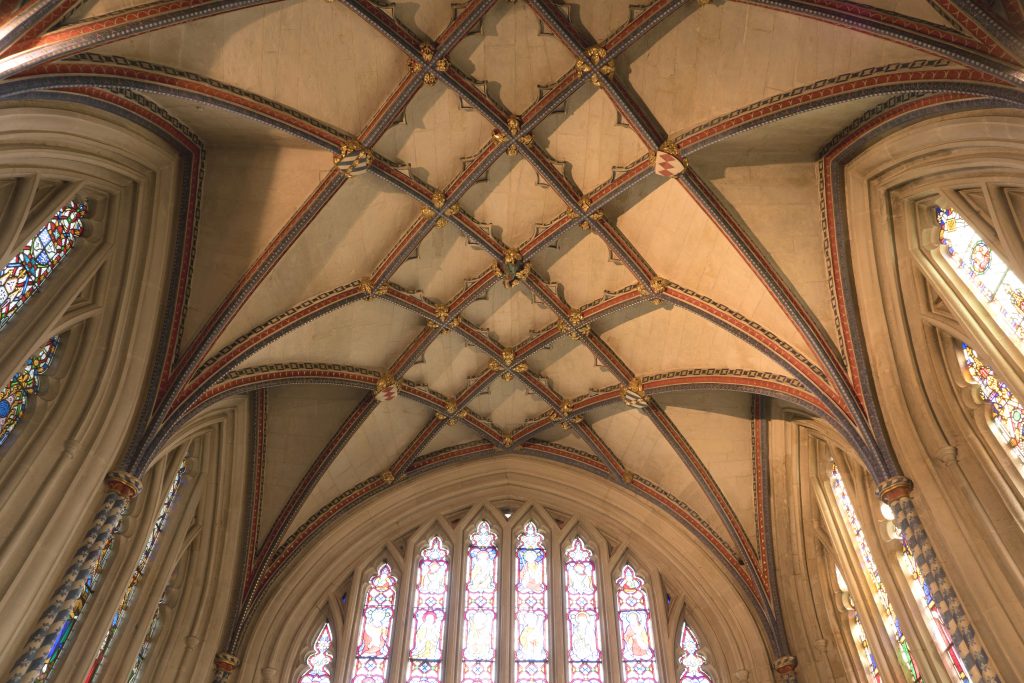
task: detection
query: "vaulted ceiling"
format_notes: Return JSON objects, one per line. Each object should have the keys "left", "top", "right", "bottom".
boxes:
{"left": 3, "top": 0, "right": 1022, "bottom": 658}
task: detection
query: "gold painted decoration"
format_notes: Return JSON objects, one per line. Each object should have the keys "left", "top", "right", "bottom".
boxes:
{"left": 621, "top": 377, "right": 649, "bottom": 409}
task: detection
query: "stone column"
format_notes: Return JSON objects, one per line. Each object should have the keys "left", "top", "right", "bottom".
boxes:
{"left": 212, "top": 652, "right": 240, "bottom": 682}
{"left": 773, "top": 655, "right": 798, "bottom": 682}
{"left": 877, "top": 476, "right": 1000, "bottom": 683}
{"left": 5, "top": 471, "right": 141, "bottom": 683}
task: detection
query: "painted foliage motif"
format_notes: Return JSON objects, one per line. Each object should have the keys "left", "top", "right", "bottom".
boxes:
{"left": 0, "top": 337, "right": 58, "bottom": 447}
{"left": 514, "top": 522, "right": 549, "bottom": 683}
{"left": 615, "top": 565, "right": 659, "bottom": 683}
{"left": 0, "top": 200, "right": 87, "bottom": 328}
{"left": 351, "top": 563, "right": 398, "bottom": 683}
{"left": 564, "top": 537, "right": 603, "bottom": 683}
{"left": 407, "top": 537, "right": 451, "bottom": 683}
{"left": 937, "top": 208, "right": 1024, "bottom": 345}
{"left": 461, "top": 521, "right": 499, "bottom": 683}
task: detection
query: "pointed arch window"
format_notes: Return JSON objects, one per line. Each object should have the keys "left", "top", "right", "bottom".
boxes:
{"left": 830, "top": 463, "right": 921, "bottom": 682}
{"left": 406, "top": 537, "right": 451, "bottom": 683}
{"left": 299, "top": 622, "right": 334, "bottom": 683}
{"left": 126, "top": 583, "right": 171, "bottom": 683}
{"left": 0, "top": 200, "right": 87, "bottom": 328}
{"left": 0, "top": 336, "right": 58, "bottom": 447}
{"left": 835, "top": 566, "right": 882, "bottom": 683}
{"left": 461, "top": 521, "right": 499, "bottom": 683}
{"left": 960, "top": 343, "right": 1024, "bottom": 474}
{"left": 514, "top": 521, "right": 549, "bottom": 683}
{"left": 936, "top": 208, "right": 1024, "bottom": 346}
{"left": 677, "top": 622, "right": 712, "bottom": 683}
{"left": 351, "top": 563, "right": 399, "bottom": 683}
{"left": 564, "top": 537, "right": 603, "bottom": 683}
{"left": 614, "top": 565, "right": 659, "bottom": 683}
{"left": 84, "top": 461, "right": 187, "bottom": 681}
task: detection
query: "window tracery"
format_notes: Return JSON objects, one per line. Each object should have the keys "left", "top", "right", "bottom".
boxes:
{"left": 0, "top": 336, "right": 58, "bottom": 447}
{"left": 960, "top": 343, "right": 1024, "bottom": 475}
{"left": 513, "top": 521, "right": 549, "bottom": 683}
{"left": 615, "top": 564, "right": 658, "bottom": 683}
{"left": 0, "top": 200, "right": 87, "bottom": 328}
{"left": 461, "top": 521, "right": 498, "bottom": 683}
{"left": 406, "top": 537, "right": 451, "bottom": 683}
{"left": 834, "top": 566, "right": 882, "bottom": 683}
{"left": 299, "top": 622, "right": 335, "bottom": 683}
{"left": 676, "top": 622, "right": 712, "bottom": 683}
{"left": 351, "top": 563, "right": 399, "bottom": 683}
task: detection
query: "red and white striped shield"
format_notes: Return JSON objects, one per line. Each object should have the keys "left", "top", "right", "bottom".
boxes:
{"left": 375, "top": 384, "right": 398, "bottom": 402}
{"left": 653, "top": 151, "right": 685, "bottom": 178}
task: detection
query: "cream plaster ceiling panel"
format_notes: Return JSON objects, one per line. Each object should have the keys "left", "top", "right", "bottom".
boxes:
{"left": 239, "top": 299, "right": 426, "bottom": 371}
{"left": 392, "top": 0, "right": 458, "bottom": 41}
{"left": 587, "top": 403, "right": 735, "bottom": 546}
{"left": 659, "top": 391, "right": 757, "bottom": 539}
{"left": 182, "top": 144, "right": 330, "bottom": 347}
{"left": 145, "top": 93, "right": 316, "bottom": 146}
{"left": 616, "top": 180, "right": 820, "bottom": 364}
{"left": 528, "top": 338, "right": 619, "bottom": 400}
{"left": 594, "top": 305, "right": 796, "bottom": 378}
{"left": 389, "top": 229, "right": 496, "bottom": 305}
{"left": 573, "top": 0, "right": 651, "bottom": 41}
{"left": 459, "top": 155, "right": 568, "bottom": 248}
{"left": 284, "top": 397, "right": 436, "bottom": 541}
{"left": 449, "top": 1, "right": 577, "bottom": 115}
{"left": 466, "top": 374, "right": 554, "bottom": 431}
{"left": 212, "top": 175, "right": 423, "bottom": 352}
{"left": 532, "top": 231, "right": 636, "bottom": 310}
{"left": 373, "top": 86, "right": 495, "bottom": 188}
{"left": 535, "top": 88, "right": 650, "bottom": 194}
{"left": 863, "top": 0, "right": 955, "bottom": 26}
{"left": 96, "top": 0, "right": 408, "bottom": 134}
{"left": 418, "top": 420, "right": 482, "bottom": 454}
{"left": 401, "top": 332, "right": 494, "bottom": 398}
{"left": 708, "top": 162, "right": 838, "bottom": 351}
{"left": 461, "top": 284, "right": 559, "bottom": 348}
{"left": 533, "top": 425, "right": 598, "bottom": 458}
{"left": 259, "top": 384, "right": 367, "bottom": 545}
{"left": 624, "top": 2, "right": 927, "bottom": 137}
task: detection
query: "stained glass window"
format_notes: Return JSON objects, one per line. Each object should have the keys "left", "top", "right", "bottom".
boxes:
{"left": 0, "top": 336, "right": 58, "bottom": 447}
{"left": 615, "top": 565, "right": 658, "bottom": 683}
{"left": 351, "top": 563, "right": 399, "bottom": 683}
{"left": 406, "top": 537, "right": 451, "bottom": 683}
{"left": 84, "top": 461, "right": 187, "bottom": 682}
{"left": 564, "top": 537, "right": 603, "bottom": 683}
{"left": 936, "top": 208, "right": 1024, "bottom": 345}
{"left": 299, "top": 622, "right": 334, "bottom": 683}
{"left": 830, "top": 463, "right": 921, "bottom": 682}
{"left": 514, "top": 522, "right": 549, "bottom": 683}
{"left": 0, "top": 200, "right": 87, "bottom": 328}
{"left": 880, "top": 505, "right": 970, "bottom": 681}
{"left": 677, "top": 622, "right": 712, "bottom": 683}
{"left": 461, "top": 521, "right": 499, "bottom": 683}
{"left": 127, "top": 585, "right": 170, "bottom": 683}
{"left": 836, "top": 566, "right": 882, "bottom": 683}
{"left": 961, "top": 344, "right": 1024, "bottom": 474}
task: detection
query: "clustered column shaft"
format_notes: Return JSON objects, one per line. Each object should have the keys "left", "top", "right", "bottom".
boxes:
{"left": 5, "top": 471, "right": 141, "bottom": 683}
{"left": 878, "top": 477, "right": 1000, "bottom": 683}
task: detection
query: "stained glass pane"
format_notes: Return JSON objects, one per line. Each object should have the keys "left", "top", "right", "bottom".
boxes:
{"left": 461, "top": 521, "right": 499, "bottom": 683}
{"left": 564, "top": 537, "right": 603, "bottom": 683}
{"left": 836, "top": 567, "right": 882, "bottom": 683}
{"left": 677, "top": 623, "right": 712, "bottom": 683}
{"left": 351, "top": 563, "right": 399, "bottom": 683}
{"left": 406, "top": 537, "right": 451, "bottom": 683}
{"left": 299, "top": 622, "right": 334, "bottom": 683}
{"left": 84, "top": 461, "right": 187, "bottom": 682}
{"left": 515, "top": 522, "right": 549, "bottom": 683}
{"left": 126, "top": 585, "right": 169, "bottom": 683}
{"left": 615, "top": 565, "right": 659, "bottom": 683}
{"left": 0, "top": 200, "right": 87, "bottom": 328}
{"left": 0, "top": 336, "right": 59, "bottom": 447}
{"left": 831, "top": 463, "right": 921, "bottom": 682}
{"left": 937, "top": 208, "right": 1024, "bottom": 346}
{"left": 961, "top": 344, "right": 1024, "bottom": 474}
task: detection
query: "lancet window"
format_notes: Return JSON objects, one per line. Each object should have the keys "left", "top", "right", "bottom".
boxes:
{"left": 338, "top": 519, "right": 714, "bottom": 683}
{"left": 299, "top": 623, "right": 335, "bottom": 683}
{"left": 960, "top": 344, "right": 1024, "bottom": 475}
{"left": 834, "top": 566, "right": 882, "bottom": 683}
{"left": 0, "top": 200, "right": 87, "bottom": 328}
{"left": 0, "top": 336, "right": 59, "bottom": 447}
{"left": 84, "top": 460, "right": 187, "bottom": 681}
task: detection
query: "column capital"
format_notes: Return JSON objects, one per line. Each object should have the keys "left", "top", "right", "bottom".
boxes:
{"left": 773, "top": 655, "right": 797, "bottom": 674}
{"left": 877, "top": 475, "right": 914, "bottom": 503}
{"left": 104, "top": 470, "right": 142, "bottom": 499}
{"left": 214, "top": 652, "right": 240, "bottom": 671}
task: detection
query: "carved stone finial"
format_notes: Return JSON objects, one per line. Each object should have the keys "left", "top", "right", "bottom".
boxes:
{"left": 502, "top": 435, "right": 513, "bottom": 447}
{"left": 105, "top": 471, "right": 143, "bottom": 499}
{"left": 622, "top": 469, "right": 634, "bottom": 484}
{"left": 773, "top": 655, "right": 797, "bottom": 675}
{"left": 431, "top": 192, "right": 446, "bottom": 209}
{"left": 380, "top": 470, "right": 396, "bottom": 485}
{"left": 215, "top": 653, "right": 240, "bottom": 672}
{"left": 435, "top": 57, "right": 449, "bottom": 73}
{"left": 877, "top": 476, "right": 914, "bottom": 503}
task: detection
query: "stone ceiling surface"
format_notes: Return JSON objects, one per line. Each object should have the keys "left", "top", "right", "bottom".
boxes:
{"left": 8, "top": 0, "right": 1022, "bottom": 651}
